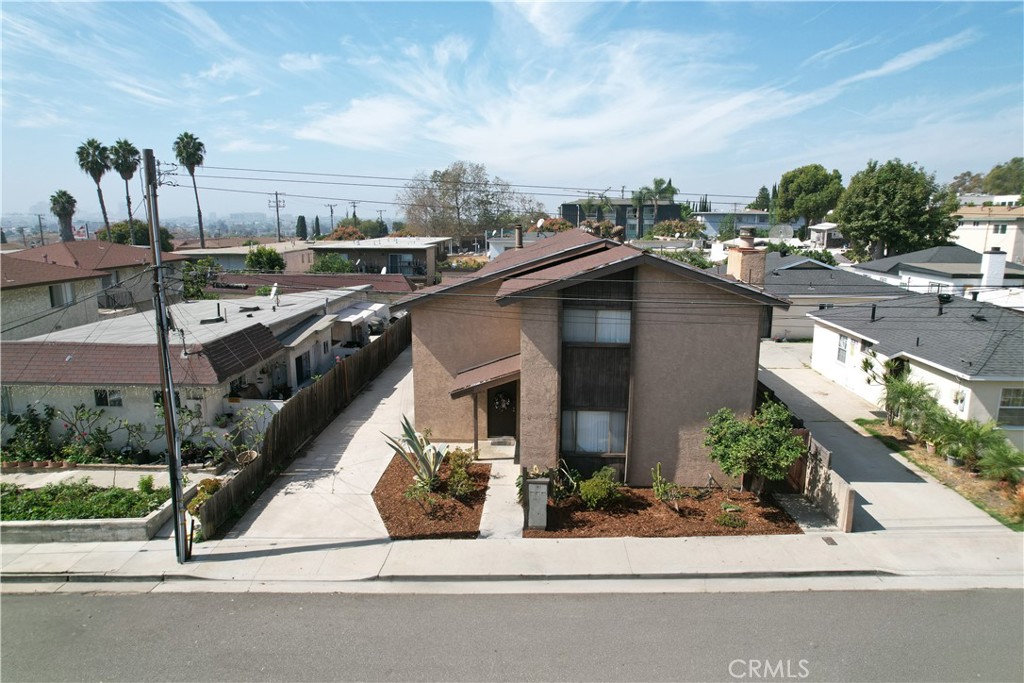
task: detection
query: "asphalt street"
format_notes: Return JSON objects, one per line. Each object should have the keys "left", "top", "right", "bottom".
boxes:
{"left": 2, "top": 590, "right": 1021, "bottom": 682}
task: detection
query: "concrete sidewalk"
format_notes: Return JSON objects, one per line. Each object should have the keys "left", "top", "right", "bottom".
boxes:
{"left": 2, "top": 345, "right": 1021, "bottom": 594}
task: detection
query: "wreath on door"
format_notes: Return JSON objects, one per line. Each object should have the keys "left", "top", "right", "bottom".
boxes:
{"left": 493, "top": 392, "right": 515, "bottom": 413}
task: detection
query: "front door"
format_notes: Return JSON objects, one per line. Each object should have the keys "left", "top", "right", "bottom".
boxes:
{"left": 486, "top": 382, "right": 517, "bottom": 438}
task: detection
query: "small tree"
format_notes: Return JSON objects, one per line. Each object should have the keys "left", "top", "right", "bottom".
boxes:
{"left": 244, "top": 245, "right": 285, "bottom": 272}
{"left": 704, "top": 401, "right": 805, "bottom": 497}
{"left": 308, "top": 253, "right": 355, "bottom": 273}
{"left": 181, "top": 257, "right": 222, "bottom": 299}
{"left": 295, "top": 215, "right": 308, "bottom": 240}
{"left": 312, "top": 215, "right": 322, "bottom": 239}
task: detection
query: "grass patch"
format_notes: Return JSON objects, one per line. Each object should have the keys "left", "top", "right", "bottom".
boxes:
{"left": 855, "top": 418, "right": 1023, "bottom": 532}
{"left": 0, "top": 478, "right": 170, "bottom": 521}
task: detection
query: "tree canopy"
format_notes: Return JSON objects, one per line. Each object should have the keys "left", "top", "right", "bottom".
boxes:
{"left": 76, "top": 138, "right": 111, "bottom": 230}
{"left": 308, "top": 253, "right": 355, "bottom": 273}
{"left": 181, "top": 257, "right": 222, "bottom": 299}
{"left": 532, "top": 217, "right": 575, "bottom": 233}
{"left": 295, "top": 215, "right": 308, "bottom": 240}
{"left": 49, "top": 189, "right": 77, "bottom": 242}
{"left": 396, "top": 161, "right": 544, "bottom": 241}
{"left": 96, "top": 220, "right": 173, "bottom": 252}
{"left": 173, "top": 131, "right": 207, "bottom": 248}
{"left": 704, "top": 400, "right": 805, "bottom": 494}
{"left": 777, "top": 164, "right": 843, "bottom": 231}
{"left": 244, "top": 245, "right": 285, "bottom": 272}
{"left": 647, "top": 219, "right": 705, "bottom": 239}
{"left": 109, "top": 139, "right": 141, "bottom": 244}
{"left": 747, "top": 185, "right": 771, "bottom": 210}
{"left": 834, "top": 158, "right": 958, "bottom": 262}
{"left": 327, "top": 225, "right": 366, "bottom": 241}
{"left": 949, "top": 157, "right": 1023, "bottom": 196}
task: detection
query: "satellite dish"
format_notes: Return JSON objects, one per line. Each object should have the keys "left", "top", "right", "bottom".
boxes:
{"left": 380, "top": 267, "right": 387, "bottom": 274}
{"left": 536, "top": 218, "right": 544, "bottom": 230}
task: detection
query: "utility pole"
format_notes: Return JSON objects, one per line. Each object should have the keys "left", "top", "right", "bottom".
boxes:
{"left": 350, "top": 201, "right": 358, "bottom": 222}
{"left": 324, "top": 203, "right": 336, "bottom": 232}
{"left": 269, "top": 192, "right": 285, "bottom": 242}
{"left": 35, "top": 214, "right": 46, "bottom": 245}
{"left": 143, "top": 148, "right": 189, "bottom": 565}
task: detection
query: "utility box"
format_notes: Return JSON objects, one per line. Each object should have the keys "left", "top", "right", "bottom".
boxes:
{"left": 525, "top": 477, "right": 550, "bottom": 530}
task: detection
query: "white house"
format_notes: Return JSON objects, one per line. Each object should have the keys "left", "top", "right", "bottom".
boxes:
{"left": 849, "top": 245, "right": 1024, "bottom": 296}
{"left": 952, "top": 205, "right": 1024, "bottom": 264}
{"left": 808, "top": 294, "right": 1024, "bottom": 449}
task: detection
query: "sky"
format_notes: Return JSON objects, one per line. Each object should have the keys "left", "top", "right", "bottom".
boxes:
{"left": 2, "top": 0, "right": 1022, "bottom": 228}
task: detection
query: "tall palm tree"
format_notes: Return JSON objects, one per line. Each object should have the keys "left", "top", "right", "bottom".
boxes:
{"left": 50, "top": 190, "right": 77, "bottom": 242}
{"left": 76, "top": 138, "right": 111, "bottom": 230}
{"left": 631, "top": 187, "right": 652, "bottom": 238}
{"left": 110, "top": 139, "right": 141, "bottom": 245}
{"left": 173, "top": 131, "right": 207, "bottom": 248}
{"left": 640, "top": 177, "right": 679, "bottom": 235}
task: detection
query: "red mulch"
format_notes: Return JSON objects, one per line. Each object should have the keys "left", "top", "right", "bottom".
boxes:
{"left": 371, "top": 454, "right": 491, "bottom": 540}
{"left": 523, "top": 487, "right": 802, "bottom": 538}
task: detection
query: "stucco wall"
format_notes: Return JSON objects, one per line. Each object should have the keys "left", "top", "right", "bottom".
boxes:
{"left": 283, "top": 248, "right": 315, "bottom": 273}
{"left": 773, "top": 297, "right": 893, "bottom": 341}
{"left": 518, "top": 297, "right": 560, "bottom": 472}
{"left": 627, "top": 265, "right": 764, "bottom": 486}
{"left": 1, "top": 279, "right": 101, "bottom": 340}
{"left": 410, "top": 280, "right": 521, "bottom": 440}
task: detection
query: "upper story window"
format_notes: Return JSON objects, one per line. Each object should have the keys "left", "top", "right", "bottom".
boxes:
{"left": 563, "top": 309, "right": 630, "bottom": 344}
{"left": 49, "top": 283, "right": 73, "bottom": 308}
{"left": 998, "top": 388, "right": 1024, "bottom": 426}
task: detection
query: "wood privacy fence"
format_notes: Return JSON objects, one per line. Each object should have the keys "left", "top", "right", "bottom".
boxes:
{"left": 198, "top": 314, "right": 412, "bottom": 538}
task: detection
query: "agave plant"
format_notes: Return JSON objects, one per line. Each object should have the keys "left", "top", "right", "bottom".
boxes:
{"left": 382, "top": 415, "right": 448, "bottom": 491}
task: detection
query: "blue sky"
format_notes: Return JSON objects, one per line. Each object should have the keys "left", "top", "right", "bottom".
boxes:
{"left": 2, "top": 1, "right": 1022, "bottom": 226}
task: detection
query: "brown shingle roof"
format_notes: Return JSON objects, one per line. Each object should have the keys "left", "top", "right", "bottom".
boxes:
{"left": 1, "top": 324, "right": 282, "bottom": 387}
{"left": 5, "top": 240, "right": 188, "bottom": 273}
{"left": 450, "top": 354, "right": 521, "bottom": 398}
{"left": 0, "top": 253, "right": 105, "bottom": 290}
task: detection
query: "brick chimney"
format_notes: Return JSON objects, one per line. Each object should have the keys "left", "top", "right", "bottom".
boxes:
{"left": 981, "top": 247, "right": 1006, "bottom": 288}
{"left": 726, "top": 228, "right": 766, "bottom": 286}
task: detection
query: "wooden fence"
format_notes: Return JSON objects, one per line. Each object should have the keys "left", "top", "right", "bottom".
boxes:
{"left": 197, "top": 314, "right": 412, "bottom": 538}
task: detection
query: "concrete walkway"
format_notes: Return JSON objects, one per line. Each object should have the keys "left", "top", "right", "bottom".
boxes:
{"left": 2, "top": 345, "right": 1021, "bottom": 594}
{"left": 758, "top": 341, "right": 1009, "bottom": 534}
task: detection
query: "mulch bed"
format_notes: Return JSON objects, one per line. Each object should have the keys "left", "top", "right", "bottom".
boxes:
{"left": 371, "top": 454, "right": 491, "bottom": 540}
{"left": 523, "top": 487, "right": 802, "bottom": 538}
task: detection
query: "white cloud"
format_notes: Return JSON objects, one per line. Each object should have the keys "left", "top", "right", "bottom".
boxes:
{"left": 501, "top": 1, "right": 601, "bottom": 45}
{"left": 800, "top": 38, "right": 877, "bottom": 69}
{"left": 107, "top": 80, "right": 174, "bottom": 107}
{"left": 293, "top": 96, "right": 427, "bottom": 150}
{"left": 11, "top": 110, "right": 70, "bottom": 129}
{"left": 200, "top": 59, "right": 250, "bottom": 82}
{"left": 217, "top": 88, "right": 263, "bottom": 104}
{"left": 279, "top": 52, "right": 336, "bottom": 73}
{"left": 839, "top": 29, "right": 979, "bottom": 86}
{"left": 433, "top": 35, "right": 471, "bottom": 67}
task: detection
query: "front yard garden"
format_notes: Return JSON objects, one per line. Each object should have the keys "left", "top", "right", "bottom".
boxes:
{"left": 0, "top": 475, "right": 169, "bottom": 521}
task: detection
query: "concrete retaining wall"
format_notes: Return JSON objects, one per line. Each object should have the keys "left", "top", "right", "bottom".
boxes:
{"left": 803, "top": 437, "right": 855, "bottom": 532}
{"left": 2, "top": 497, "right": 173, "bottom": 544}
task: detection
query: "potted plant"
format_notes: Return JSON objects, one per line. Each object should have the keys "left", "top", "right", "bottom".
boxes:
{"left": 214, "top": 413, "right": 230, "bottom": 429}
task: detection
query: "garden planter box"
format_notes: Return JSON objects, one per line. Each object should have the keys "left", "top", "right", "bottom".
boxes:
{"left": 0, "top": 484, "right": 197, "bottom": 544}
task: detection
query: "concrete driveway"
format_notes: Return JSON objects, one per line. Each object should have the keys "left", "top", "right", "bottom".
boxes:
{"left": 759, "top": 341, "right": 1009, "bottom": 534}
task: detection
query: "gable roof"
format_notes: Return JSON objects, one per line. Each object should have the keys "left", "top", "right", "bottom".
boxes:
{"left": 762, "top": 253, "right": 908, "bottom": 298}
{"left": 808, "top": 295, "right": 1023, "bottom": 380}
{"left": 0, "top": 324, "right": 283, "bottom": 387}
{"left": 5, "top": 240, "right": 188, "bottom": 272}
{"left": 851, "top": 245, "right": 1024, "bottom": 278}
{"left": 0, "top": 253, "right": 105, "bottom": 290}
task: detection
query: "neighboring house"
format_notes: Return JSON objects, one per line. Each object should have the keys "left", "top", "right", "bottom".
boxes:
{"left": 952, "top": 205, "right": 1024, "bottom": 264}
{"left": 3, "top": 240, "right": 189, "bottom": 312}
{"left": 694, "top": 210, "right": 802, "bottom": 240}
{"left": 849, "top": 245, "right": 1024, "bottom": 296}
{"left": 0, "top": 288, "right": 390, "bottom": 451}
{"left": 808, "top": 295, "right": 1024, "bottom": 449}
{"left": 172, "top": 236, "right": 278, "bottom": 250}
{"left": 396, "top": 229, "right": 788, "bottom": 486}
{"left": 486, "top": 230, "right": 554, "bottom": 259}
{"left": 807, "top": 222, "right": 846, "bottom": 249}
{"left": 0, "top": 254, "right": 105, "bottom": 340}
{"left": 309, "top": 237, "right": 453, "bottom": 284}
{"left": 957, "top": 193, "right": 1021, "bottom": 208}
{"left": 559, "top": 198, "right": 684, "bottom": 240}
{"left": 179, "top": 241, "right": 317, "bottom": 274}
{"left": 206, "top": 272, "right": 414, "bottom": 303}
{"left": 708, "top": 253, "right": 908, "bottom": 340}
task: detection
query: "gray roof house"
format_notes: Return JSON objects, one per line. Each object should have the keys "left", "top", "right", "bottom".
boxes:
{"left": 849, "top": 245, "right": 1024, "bottom": 295}
{"left": 807, "top": 294, "right": 1024, "bottom": 448}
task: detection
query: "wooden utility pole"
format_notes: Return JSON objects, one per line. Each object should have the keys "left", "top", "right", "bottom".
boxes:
{"left": 35, "top": 214, "right": 46, "bottom": 245}
{"left": 269, "top": 192, "right": 285, "bottom": 242}
{"left": 144, "top": 148, "right": 189, "bottom": 564}
{"left": 324, "top": 203, "right": 336, "bottom": 232}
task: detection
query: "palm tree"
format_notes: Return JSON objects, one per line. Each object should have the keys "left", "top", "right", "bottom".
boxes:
{"left": 50, "top": 190, "right": 77, "bottom": 242}
{"left": 109, "top": 139, "right": 141, "bottom": 245}
{"left": 173, "top": 131, "right": 207, "bottom": 248}
{"left": 639, "top": 177, "right": 679, "bottom": 236}
{"left": 76, "top": 138, "right": 111, "bottom": 230}
{"left": 631, "top": 187, "right": 652, "bottom": 238}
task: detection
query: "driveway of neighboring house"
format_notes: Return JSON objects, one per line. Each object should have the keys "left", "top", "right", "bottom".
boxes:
{"left": 758, "top": 341, "right": 1008, "bottom": 533}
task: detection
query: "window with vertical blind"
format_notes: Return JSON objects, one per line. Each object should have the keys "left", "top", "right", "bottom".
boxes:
{"left": 561, "top": 410, "right": 626, "bottom": 454}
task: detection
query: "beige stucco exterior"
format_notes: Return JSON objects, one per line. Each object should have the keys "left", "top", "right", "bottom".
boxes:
{"left": 409, "top": 262, "right": 772, "bottom": 486}
{"left": 1, "top": 278, "right": 102, "bottom": 340}
{"left": 772, "top": 296, "right": 893, "bottom": 341}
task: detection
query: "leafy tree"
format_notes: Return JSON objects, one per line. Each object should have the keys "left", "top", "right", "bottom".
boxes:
{"left": 173, "top": 132, "right": 207, "bottom": 248}
{"left": 181, "top": 257, "right": 222, "bottom": 299}
{"left": 76, "top": 138, "right": 111, "bottom": 230}
{"left": 834, "top": 158, "right": 958, "bottom": 262}
{"left": 312, "top": 215, "right": 322, "bottom": 239}
{"left": 949, "top": 171, "right": 984, "bottom": 194}
{"left": 763, "top": 243, "right": 837, "bottom": 266}
{"left": 244, "top": 245, "right": 285, "bottom": 272}
{"left": 703, "top": 400, "right": 805, "bottom": 496}
{"left": 717, "top": 214, "right": 738, "bottom": 241}
{"left": 777, "top": 164, "right": 843, "bottom": 238}
{"left": 327, "top": 225, "right": 367, "bottom": 241}
{"left": 982, "top": 157, "right": 1023, "bottom": 195}
{"left": 308, "top": 253, "right": 355, "bottom": 273}
{"left": 396, "top": 160, "right": 544, "bottom": 241}
{"left": 96, "top": 220, "right": 173, "bottom": 252}
{"left": 747, "top": 185, "right": 771, "bottom": 210}
{"left": 533, "top": 217, "right": 574, "bottom": 232}
{"left": 640, "top": 177, "right": 678, "bottom": 230}
{"left": 659, "top": 249, "right": 712, "bottom": 269}
{"left": 109, "top": 139, "right": 141, "bottom": 245}
{"left": 295, "top": 215, "right": 307, "bottom": 240}
{"left": 49, "top": 189, "right": 77, "bottom": 242}
{"left": 648, "top": 219, "right": 705, "bottom": 239}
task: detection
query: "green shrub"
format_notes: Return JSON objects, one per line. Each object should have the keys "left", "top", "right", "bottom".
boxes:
{"left": 978, "top": 442, "right": 1024, "bottom": 484}
{"left": 715, "top": 511, "right": 747, "bottom": 528}
{"left": 446, "top": 447, "right": 477, "bottom": 501}
{"left": 721, "top": 502, "right": 743, "bottom": 512}
{"left": 3, "top": 405, "right": 57, "bottom": 462}
{"left": 1, "top": 478, "right": 170, "bottom": 521}
{"left": 137, "top": 475, "right": 155, "bottom": 495}
{"left": 579, "top": 467, "right": 621, "bottom": 510}
{"left": 704, "top": 400, "right": 806, "bottom": 494}
{"left": 186, "top": 478, "right": 223, "bottom": 517}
